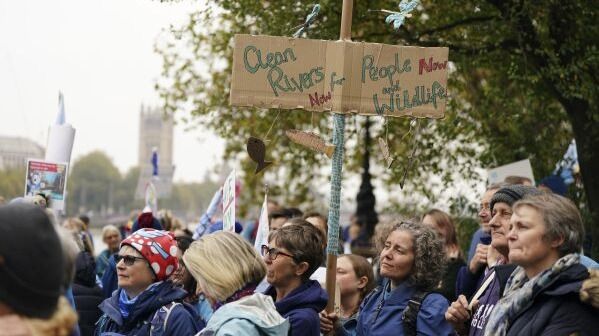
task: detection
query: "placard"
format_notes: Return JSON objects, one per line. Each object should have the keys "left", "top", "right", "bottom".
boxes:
{"left": 24, "top": 159, "right": 69, "bottom": 211}
{"left": 231, "top": 34, "right": 449, "bottom": 118}
{"left": 222, "top": 170, "right": 236, "bottom": 232}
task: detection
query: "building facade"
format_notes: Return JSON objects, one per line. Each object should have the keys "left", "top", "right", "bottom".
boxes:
{"left": 135, "top": 105, "right": 175, "bottom": 199}
{"left": 0, "top": 136, "right": 45, "bottom": 170}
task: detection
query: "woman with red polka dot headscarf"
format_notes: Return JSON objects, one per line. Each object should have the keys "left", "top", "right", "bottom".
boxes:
{"left": 95, "top": 228, "right": 203, "bottom": 335}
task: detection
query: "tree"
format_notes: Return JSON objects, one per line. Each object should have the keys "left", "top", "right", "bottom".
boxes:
{"left": 157, "top": 0, "right": 598, "bottom": 257}
{"left": 0, "top": 167, "right": 26, "bottom": 201}
{"left": 67, "top": 151, "right": 122, "bottom": 215}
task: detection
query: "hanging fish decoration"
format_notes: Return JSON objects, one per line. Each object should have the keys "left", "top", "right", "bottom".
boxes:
{"left": 378, "top": 137, "right": 396, "bottom": 169}
{"left": 285, "top": 130, "right": 336, "bottom": 158}
{"left": 247, "top": 136, "right": 273, "bottom": 174}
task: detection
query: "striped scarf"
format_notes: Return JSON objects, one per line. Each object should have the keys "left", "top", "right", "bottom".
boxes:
{"left": 483, "top": 253, "right": 580, "bottom": 336}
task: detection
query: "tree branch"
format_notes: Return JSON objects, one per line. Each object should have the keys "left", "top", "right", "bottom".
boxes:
{"left": 417, "top": 15, "right": 499, "bottom": 37}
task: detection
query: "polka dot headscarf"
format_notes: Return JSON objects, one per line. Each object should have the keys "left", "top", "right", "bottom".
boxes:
{"left": 121, "top": 228, "right": 179, "bottom": 281}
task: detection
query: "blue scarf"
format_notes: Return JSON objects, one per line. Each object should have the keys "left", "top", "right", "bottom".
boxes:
{"left": 118, "top": 281, "right": 163, "bottom": 319}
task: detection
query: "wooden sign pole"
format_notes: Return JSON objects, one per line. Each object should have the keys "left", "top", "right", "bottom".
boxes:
{"left": 324, "top": 0, "right": 353, "bottom": 316}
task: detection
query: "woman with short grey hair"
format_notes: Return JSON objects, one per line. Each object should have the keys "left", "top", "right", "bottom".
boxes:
{"left": 484, "top": 193, "right": 599, "bottom": 336}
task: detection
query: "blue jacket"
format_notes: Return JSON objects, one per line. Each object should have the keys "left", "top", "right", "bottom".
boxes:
{"left": 95, "top": 281, "right": 202, "bottom": 336}
{"left": 101, "top": 254, "right": 118, "bottom": 299}
{"left": 198, "top": 293, "right": 289, "bottom": 336}
{"left": 265, "top": 280, "right": 328, "bottom": 336}
{"left": 355, "top": 280, "right": 453, "bottom": 336}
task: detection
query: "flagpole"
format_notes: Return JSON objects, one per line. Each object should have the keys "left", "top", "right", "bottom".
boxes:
{"left": 325, "top": 0, "right": 353, "bottom": 317}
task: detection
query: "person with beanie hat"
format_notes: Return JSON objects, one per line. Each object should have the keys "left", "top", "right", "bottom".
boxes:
{"left": 0, "top": 203, "right": 78, "bottom": 335}
{"left": 96, "top": 228, "right": 202, "bottom": 336}
{"left": 446, "top": 185, "right": 542, "bottom": 336}
{"left": 131, "top": 207, "right": 164, "bottom": 232}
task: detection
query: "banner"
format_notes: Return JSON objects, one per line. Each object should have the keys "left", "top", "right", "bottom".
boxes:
{"left": 222, "top": 170, "right": 236, "bottom": 232}
{"left": 24, "top": 159, "right": 69, "bottom": 211}
{"left": 254, "top": 193, "right": 270, "bottom": 253}
{"left": 231, "top": 34, "right": 449, "bottom": 118}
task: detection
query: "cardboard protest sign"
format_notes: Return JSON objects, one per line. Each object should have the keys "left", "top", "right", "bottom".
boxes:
{"left": 230, "top": 34, "right": 449, "bottom": 118}
{"left": 487, "top": 159, "right": 535, "bottom": 186}
{"left": 24, "top": 159, "right": 69, "bottom": 211}
{"left": 222, "top": 169, "right": 236, "bottom": 232}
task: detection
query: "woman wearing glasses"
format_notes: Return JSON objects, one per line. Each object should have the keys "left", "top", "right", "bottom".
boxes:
{"left": 183, "top": 231, "right": 289, "bottom": 336}
{"left": 321, "top": 221, "right": 453, "bottom": 336}
{"left": 262, "top": 221, "right": 328, "bottom": 336}
{"left": 95, "top": 228, "right": 202, "bottom": 336}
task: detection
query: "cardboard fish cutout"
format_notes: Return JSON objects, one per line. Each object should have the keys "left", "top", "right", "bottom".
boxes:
{"left": 247, "top": 136, "right": 273, "bottom": 174}
{"left": 285, "top": 130, "right": 335, "bottom": 158}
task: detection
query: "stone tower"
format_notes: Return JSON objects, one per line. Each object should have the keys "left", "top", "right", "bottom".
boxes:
{"left": 135, "top": 105, "right": 175, "bottom": 199}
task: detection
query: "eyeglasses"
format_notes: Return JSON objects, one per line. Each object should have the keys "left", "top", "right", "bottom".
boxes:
{"left": 115, "top": 254, "right": 146, "bottom": 266}
{"left": 261, "top": 245, "right": 296, "bottom": 261}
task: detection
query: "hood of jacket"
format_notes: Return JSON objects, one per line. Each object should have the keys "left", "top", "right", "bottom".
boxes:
{"left": 74, "top": 251, "right": 97, "bottom": 288}
{"left": 203, "top": 293, "right": 289, "bottom": 336}
{"left": 266, "top": 280, "right": 328, "bottom": 316}
{"left": 537, "top": 263, "right": 589, "bottom": 298}
{"left": 99, "top": 280, "right": 187, "bottom": 329}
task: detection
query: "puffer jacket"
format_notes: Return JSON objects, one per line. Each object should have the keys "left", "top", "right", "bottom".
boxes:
{"left": 504, "top": 263, "right": 599, "bottom": 336}
{"left": 73, "top": 251, "right": 104, "bottom": 336}
{"left": 95, "top": 281, "right": 202, "bottom": 336}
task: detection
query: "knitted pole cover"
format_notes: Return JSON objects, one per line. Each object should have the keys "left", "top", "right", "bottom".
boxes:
{"left": 326, "top": 113, "right": 345, "bottom": 256}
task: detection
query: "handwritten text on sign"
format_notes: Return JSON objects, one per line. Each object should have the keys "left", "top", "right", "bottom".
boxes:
{"left": 230, "top": 34, "right": 449, "bottom": 118}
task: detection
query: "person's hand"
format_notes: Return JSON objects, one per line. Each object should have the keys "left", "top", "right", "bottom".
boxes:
{"left": 319, "top": 310, "right": 339, "bottom": 334}
{"left": 469, "top": 244, "right": 489, "bottom": 273}
{"left": 445, "top": 295, "right": 475, "bottom": 335}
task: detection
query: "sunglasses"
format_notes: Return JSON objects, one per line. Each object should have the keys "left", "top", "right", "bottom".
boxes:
{"left": 115, "top": 254, "right": 146, "bottom": 266}
{"left": 261, "top": 245, "right": 296, "bottom": 262}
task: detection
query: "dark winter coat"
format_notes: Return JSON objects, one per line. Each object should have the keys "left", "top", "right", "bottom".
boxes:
{"left": 73, "top": 252, "right": 104, "bottom": 336}
{"left": 265, "top": 280, "right": 328, "bottom": 336}
{"left": 505, "top": 263, "right": 599, "bottom": 336}
{"left": 95, "top": 281, "right": 202, "bottom": 336}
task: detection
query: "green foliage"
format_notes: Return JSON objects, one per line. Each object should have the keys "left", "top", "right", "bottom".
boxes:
{"left": 0, "top": 167, "right": 26, "bottom": 201}
{"left": 66, "top": 151, "right": 219, "bottom": 220}
{"left": 156, "top": 0, "right": 598, "bottom": 253}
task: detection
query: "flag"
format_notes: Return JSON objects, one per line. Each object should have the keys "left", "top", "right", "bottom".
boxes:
{"left": 254, "top": 193, "right": 269, "bottom": 253}
{"left": 145, "top": 182, "right": 157, "bottom": 212}
{"left": 151, "top": 147, "right": 159, "bottom": 178}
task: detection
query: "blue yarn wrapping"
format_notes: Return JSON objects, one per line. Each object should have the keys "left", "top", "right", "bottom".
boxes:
{"left": 326, "top": 114, "right": 345, "bottom": 256}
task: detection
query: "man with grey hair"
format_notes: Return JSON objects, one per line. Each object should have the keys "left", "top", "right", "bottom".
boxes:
{"left": 447, "top": 185, "right": 542, "bottom": 336}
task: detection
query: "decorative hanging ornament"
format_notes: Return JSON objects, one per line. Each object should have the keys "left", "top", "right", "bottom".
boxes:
{"left": 285, "top": 129, "right": 335, "bottom": 158}
{"left": 399, "top": 118, "right": 419, "bottom": 189}
{"left": 378, "top": 137, "right": 396, "bottom": 169}
{"left": 247, "top": 136, "right": 273, "bottom": 175}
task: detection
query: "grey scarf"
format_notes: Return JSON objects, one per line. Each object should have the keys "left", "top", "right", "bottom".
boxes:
{"left": 483, "top": 253, "right": 580, "bottom": 336}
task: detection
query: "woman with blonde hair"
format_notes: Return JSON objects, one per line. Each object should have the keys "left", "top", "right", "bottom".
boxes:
{"left": 184, "top": 231, "right": 289, "bottom": 336}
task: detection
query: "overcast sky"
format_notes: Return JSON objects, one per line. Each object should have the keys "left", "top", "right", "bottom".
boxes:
{"left": 0, "top": 0, "right": 224, "bottom": 182}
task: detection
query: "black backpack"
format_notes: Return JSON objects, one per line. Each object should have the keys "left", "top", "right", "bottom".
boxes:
{"left": 401, "top": 290, "right": 431, "bottom": 336}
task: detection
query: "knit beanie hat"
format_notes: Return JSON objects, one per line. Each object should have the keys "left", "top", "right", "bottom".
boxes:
{"left": 490, "top": 185, "right": 544, "bottom": 211}
{"left": 121, "top": 228, "right": 178, "bottom": 281}
{"left": 0, "top": 204, "right": 65, "bottom": 319}
{"left": 131, "top": 210, "right": 163, "bottom": 232}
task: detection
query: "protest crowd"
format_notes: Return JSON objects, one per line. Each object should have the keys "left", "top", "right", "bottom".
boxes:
{"left": 1, "top": 175, "right": 598, "bottom": 336}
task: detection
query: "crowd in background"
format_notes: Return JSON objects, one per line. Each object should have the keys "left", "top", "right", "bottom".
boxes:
{"left": 1, "top": 175, "right": 599, "bottom": 336}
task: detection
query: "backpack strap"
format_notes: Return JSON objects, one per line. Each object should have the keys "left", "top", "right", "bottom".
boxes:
{"left": 401, "top": 290, "right": 430, "bottom": 336}
{"left": 149, "top": 302, "right": 180, "bottom": 336}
